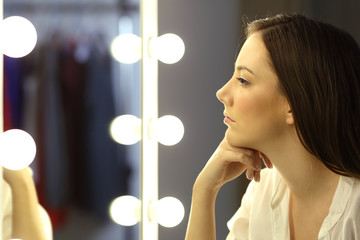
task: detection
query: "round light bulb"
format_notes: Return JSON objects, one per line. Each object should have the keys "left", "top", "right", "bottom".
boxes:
{"left": 0, "top": 16, "right": 37, "bottom": 58}
{"left": 110, "top": 34, "right": 141, "bottom": 64}
{"left": 151, "top": 115, "right": 184, "bottom": 146}
{"left": 110, "top": 115, "right": 141, "bottom": 145}
{"left": 153, "top": 197, "right": 185, "bottom": 228}
{"left": 0, "top": 129, "right": 36, "bottom": 170}
{"left": 149, "top": 33, "right": 185, "bottom": 64}
{"left": 109, "top": 195, "right": 140, "bottom": 226}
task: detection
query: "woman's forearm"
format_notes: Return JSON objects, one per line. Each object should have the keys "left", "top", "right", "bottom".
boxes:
{"left": 185, "top": 181, "right": 219, "bottom": 240}
{"left": 185, "top": 139, "right": 259, "bottom": 239}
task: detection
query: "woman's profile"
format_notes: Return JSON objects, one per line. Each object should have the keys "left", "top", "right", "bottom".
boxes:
{"left": 185, "top": 14, "right": 360, "bottom": 240}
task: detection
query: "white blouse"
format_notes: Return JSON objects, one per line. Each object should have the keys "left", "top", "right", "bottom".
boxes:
{"left": 226, "top": 168, "right": 360, "bottom": 240}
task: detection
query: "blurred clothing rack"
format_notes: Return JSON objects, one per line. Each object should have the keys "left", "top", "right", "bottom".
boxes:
{"left": 3, "top": 0, "right": 140, "bottom": 44}
{"left": 4, "top": 1, "right": 139, "bottom": 13}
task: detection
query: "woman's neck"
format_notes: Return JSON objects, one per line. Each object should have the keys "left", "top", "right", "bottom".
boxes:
{"left": 279, "top": 154, "right": 339, "bottom": 205}
{"left": 261, "top": 132, "right": 340, "bottom": 205}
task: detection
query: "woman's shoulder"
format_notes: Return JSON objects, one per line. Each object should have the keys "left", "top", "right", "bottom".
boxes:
{"left": 344, "top": 176, "right": 360, "bottom": 208}
{"left": 322, "top": 176, "right": 360, "bottom": 239}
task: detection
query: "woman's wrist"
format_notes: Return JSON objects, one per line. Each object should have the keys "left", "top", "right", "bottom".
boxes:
{"left": 193, "top": 175, "right": 221, "bottom": 199}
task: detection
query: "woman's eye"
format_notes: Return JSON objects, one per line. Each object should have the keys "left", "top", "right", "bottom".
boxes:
{"left": 236, "top": 77, "right": 250, "bottom": 86}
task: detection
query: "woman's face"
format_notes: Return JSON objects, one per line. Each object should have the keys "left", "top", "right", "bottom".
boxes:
{"left": 217, "top": 33, "right": 290, "bottom": 150}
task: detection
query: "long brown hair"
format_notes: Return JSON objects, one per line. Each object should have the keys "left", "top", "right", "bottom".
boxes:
{"left": 246, "top": 14, "right": 360, "bottom": 178}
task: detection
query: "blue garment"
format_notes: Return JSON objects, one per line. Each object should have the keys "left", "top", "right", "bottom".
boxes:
{"left": 82, "top": 42, "right": 130, "bottom": 218}
{"left": 42, "top": 44, "right": 70, "bottom": 208}
{"left": 4, "top": 56, "right": 23, "bottom": 129}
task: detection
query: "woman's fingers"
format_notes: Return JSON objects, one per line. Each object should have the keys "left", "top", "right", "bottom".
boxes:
{"left": 220, "top": 140, "right": 260, "bottom": 171}
{"left": 245, "top": 151, "right": 261, "bottom": 181}
{"left": 231, "top": 151, "right": 260, "bottom": 170}
{"left": 246, "top": 168, "right": 254, "bottom": 180}
{"left": 245, "top": 152, "right": 269, "bottom": 182}
{"left": 259, "top": 152, "right": 273, "bottom": 169}
{"left": 205, "top": 139, "right": 269, "bottom": 187}
{"left": 253, "top": 170, "right": 261, "bottom": 182}
{"left": 245, "top": 152, "right": 273, "bottom": 183}
{"left": 246, "top": 168, "right": 261, "bottom": 182}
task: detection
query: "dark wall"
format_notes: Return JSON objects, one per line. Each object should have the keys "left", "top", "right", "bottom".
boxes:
{"left": 158, "top": 1, "right": 243, "bottom": 239}
{"left": 240, "top": 0, "right": 360, "bottom": 42}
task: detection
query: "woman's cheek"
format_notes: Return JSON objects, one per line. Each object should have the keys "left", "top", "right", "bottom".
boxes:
{"left": 234, "top": 94, "right": 258, "bottom": 117}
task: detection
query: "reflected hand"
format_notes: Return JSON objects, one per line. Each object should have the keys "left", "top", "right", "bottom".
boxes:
{"left": 3, "top": 167, "right": 33, "bottom": 189}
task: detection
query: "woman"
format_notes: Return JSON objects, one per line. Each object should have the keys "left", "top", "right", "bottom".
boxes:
{"left": 185, "top": 14, "right": 360, "bottom": 240}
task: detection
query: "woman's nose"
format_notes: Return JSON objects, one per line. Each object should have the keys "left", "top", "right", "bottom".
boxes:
{"left": 216, "top": 81, "right": 232, "bottom": 105}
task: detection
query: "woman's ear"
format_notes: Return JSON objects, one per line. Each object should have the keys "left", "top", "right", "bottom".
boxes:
{"left": 284, "top": 100, "right": 294, "bottom": 125}
{"left": 286, "top": 109, "right": 294, "bottom": 125}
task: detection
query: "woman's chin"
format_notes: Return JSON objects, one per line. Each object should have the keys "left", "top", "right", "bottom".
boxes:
{"left": 224, "top": 130, "right": 251, "bottom": 148}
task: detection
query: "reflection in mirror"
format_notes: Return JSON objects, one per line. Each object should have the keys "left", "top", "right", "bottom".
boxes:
{"left": 3, "top": 0, "right": 140, "bottom": 239}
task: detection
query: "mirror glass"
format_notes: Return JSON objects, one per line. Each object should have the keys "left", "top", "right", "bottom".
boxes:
{"left": 4, "top": 0, "right": 141, "bottom": 239}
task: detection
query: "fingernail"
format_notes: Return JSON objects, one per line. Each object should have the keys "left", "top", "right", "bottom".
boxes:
{"left": 256, "top": 162, "right": 261, "bottom": 170}
{"left": 255, "top": 172, "right": 260, "bottom": 182}
{"left": 247, "top": 171, "right": 253, "bottom": 180}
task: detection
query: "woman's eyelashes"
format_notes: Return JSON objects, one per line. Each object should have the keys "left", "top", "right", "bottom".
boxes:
{"left": 236, "top": 77, "right": 251, "bottom": 86}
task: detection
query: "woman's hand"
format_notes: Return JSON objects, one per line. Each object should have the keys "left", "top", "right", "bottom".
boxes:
{"left": 185, "top": 138, "right": 272, "bottom": 240}
{"left": 195, "top": 138, "right": 266, "bottom": 193}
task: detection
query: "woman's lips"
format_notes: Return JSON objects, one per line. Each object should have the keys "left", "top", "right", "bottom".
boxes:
{"left": 223, "top": 113, "right": 235, "bottom": 123}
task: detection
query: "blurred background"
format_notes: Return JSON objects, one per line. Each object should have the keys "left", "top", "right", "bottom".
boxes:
{"left": 2, "top": 0, "right": 360, "bottom": 239}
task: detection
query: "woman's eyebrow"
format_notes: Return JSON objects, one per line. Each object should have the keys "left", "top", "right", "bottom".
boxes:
{"left": 236, "top": 65, "right": 255, "bottom": 75}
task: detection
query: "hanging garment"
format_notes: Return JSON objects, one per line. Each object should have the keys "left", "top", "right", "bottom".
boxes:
{"left": 82, "top": 36, "right": 130, "bottom": 219}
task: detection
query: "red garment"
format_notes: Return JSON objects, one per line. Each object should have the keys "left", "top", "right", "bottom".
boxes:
{"left": 3, "top": 70, "right": 13, "bottom": 131}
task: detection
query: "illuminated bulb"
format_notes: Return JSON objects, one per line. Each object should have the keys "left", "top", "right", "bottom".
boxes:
{"left": 109, "top": 195, "right": 140, "bottom": 226}
{"left": 149, "top": 33, "right": 185, "bottom": 64}
{"left": 111, "top": 34, "right": 141, "bottom": 64}
{"left": 150, "top": 115, "right": 184, "bottom": 146}
{"left": 151, "top": 197, "right": 185, "bottom": 228}
{"left": 0, "top": 129, "right": 36, "bottom": 170}
{"left": 110, "top": 115, "right": 141, "bottom": 145}
{"left": 0, "top": 16, "right": 37, "bottom": 58}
